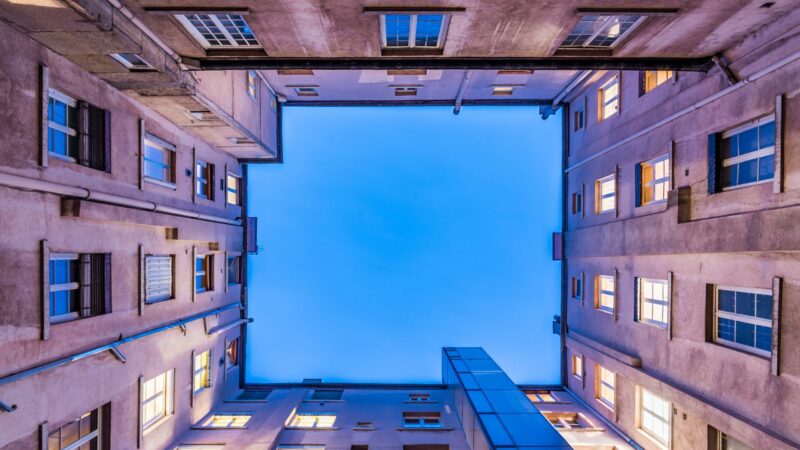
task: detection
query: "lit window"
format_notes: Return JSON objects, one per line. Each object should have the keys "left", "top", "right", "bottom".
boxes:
{"left": 143, "top": 134, "right": 176, "bottom": 185}
{"left": 525, "top": 390, "right": 556, "bottom": 403}
{"left": 595, "top": 274, "right": 615, "bottom": 313}
{"left": 47, "top": 89, "right": 79, "bottom": 161}
{"left": 492, "top": 86, "right": 514, "bottom": 96}
{"left": 176, "top": 445, "right": 225, "bottom": 450}
{"left": 395, "top": 87, "right": 418, "bottom": 96}
{"left": 294, "top": 86, "right": 318, "bottom": 96}
{"left": 227, "top": 173, "right": 242, "bottom": 205}
{"left": 636, "top": 278, "right": 670, "bottom": 327}
{"left": 226, "top": 338, "right": 239, "bottom": 370}
{"left": 193, "top": 350, "right": 211, "bottom": 393}
{"left": 200, "top": 413, "right": 252, "bottom": 428}
{"left": 402, "top": 412, "right": 441, "bottom": 428}
{"left": 145, "top": 255, "right": 174, "bottom": 303}
{"left": 571, "top": 191, "right": 582, "bottom": 215}
{"left": 311, "top": 389, "right": 343, "bottom": 401}
{"left": 716, "top": 432, "right": 753, "bottom": 450}
{"left": 638, "top": 154, "right": 670, "bottom": 206}
{"left": 543, "top": 412, "right": 588, "bottom": 430}
{"left": 409, "top": 393, "right": 430, "bottom": 402}
{"left": 560, "top": 15, "right": 645, "bottom": 49}
{"left": 176, "top": 14, "right": 260, "bottom": 48}
{"left": 276, "top": 446, "right": 325, "bottom": 450}
{"left": 596, "top": 365, "right": 615, "bottom": 409}
{"left": 571, "top": 354, "right": 583, "bottom": 379}
{"left": 598, "top": 77, "right": 619, "bottom": 120}
{"left": 195, "top": 160, "right": 214, "bottom": 199}
{"left": 111, "top": 52, "right": 154, "bottom": 71}
{"left": 595, "top": 174, "right": 615, "bottom": 213}
{"left": 49, "top": 253, "right": 109, "bottom": 323}
{"left": 48, "top": 405, "right": 106, "bottom": 450}
{"left": 381, "top": 14, "right": 447, "bottom": 49}
{"left": 574, "top": 106, "right": 585, "bottom": 131}
{"left": 141, "top": 370, "right": 174, "bottom": 432}
{"left": 247, "top": 70, "right": 258, "bottom": 100}
{"left": 719, "top": 117, "right": 775, "bottom": 190}
{"left": 289, "top": 412, "right": 337, "bottom": 428}
{"left": 571, "top": 276, "right": 582, "bottom": 300}
{"left": 714, "top": 286, "right": 773, "bottom": 356}
{"left": 642, "top": 70, "right": 673, "bottom": 94}
{"left": 195, "top": 254, "right": 214, "bottom": 293}
{"left": 227, "top": 255, "right": 241, "bottom": 285}
{"left": 638, "top": 387, "right": 671, "bottom": 447}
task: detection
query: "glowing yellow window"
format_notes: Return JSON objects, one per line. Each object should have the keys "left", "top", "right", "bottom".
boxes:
{"left": 193, "top": 350, "right": 211, "bottom": 393}
{"left": 642, "top": 70, "right": 673, "bottom": 94}
{"left": 202, "top": 413, "right": 252, "bottom": 428}
{"left": 289, "top": 413, "right": 337, "bottom": 428}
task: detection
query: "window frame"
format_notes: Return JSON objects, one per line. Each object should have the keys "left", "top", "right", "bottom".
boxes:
{"left": 379, "top": 13, "right": 449, "bottom": 50}
{"left": 560, "top": 15, "right": 646, "bottom": 49}
{"left": 111, "top": 53, "right": 154, "bottom": 71}
{"left": 193, "top": 350, "right": 212, "bottom": 394}
{"left": 573, "top": 105, "right": 585, "bottom": 131}
{"left": 402, "top": 412, "right": 442, "bottom": 428}
{"left": 195, "top": 159, "right": 214, "bottom": 200}
{"left": 247, "top": 70, "right": 259, "bottom": 100}
{"left": 288, "top": 412, "right": 338, "bottom": 429}
{"left": 595, "top": 174, "right": 616, "bottom": 213}
{"left": 49, "top": 253, "right": 81, "bottom": 323}
{"left": 719, "top": 116, "right": 776, "bottom": 191}
{"left": 571, "top": 190, "right": 583, "bottom": 215}
{"left": 639, "top": 154, "right": 671, "bottom": 206}
{"left": 637, "top": 387, "right": 671, "bottom": 447}
{"left": 175, "top": 14, "right": 261, "bottom": 49}
{"left": 197, "top": 412, "right": 253, "bottom": 429}
{"left": 713, "top": 285, "right": 773, "bottom": 357}
{"left": 47, "top": 89, "right": 79, "bottom": 162}
{"left": 641, "top": 70, "right": 673, "bottom": 95}
{"left": 227, "top": 255, "right": 242, "bottom": 285}
{"left": 144, "top": 254, "right": 174, "bottom": 304}
{"left": 525, "top": 390, "right": 556, "bottom": 403}
{"left": 226, "top": 338, "right": 239, "bottom": 370}
{"left": 141, "top": 369, "right": 175, "bottom": 433}
{"left": 143, "top": 133, "right": 177, "bottom": 187}
{"left": 595, "top": 365, "right": 615, "bottom": 410}
{"left": 195, "top": 254, "right": 214, "bottom": 293}
{"left": 595, "top": 274, "right": 615, "bottom": 313}
{"left": 226, "top": 173, "right": 242, "bottom": 206}
{"left": 598, "top": 76, "right": 620, "bottom": 121}
{"left": 48, "top": 406, "right": 105, "bottom": 450}
{"left": 571, "top": 275, "right": 582, "bottom": 300}
{"left": 637, "top": 277, "right": 670, "bottom": 328}
{"left": 571, "top": 354, "right": 583, "bottom": 380}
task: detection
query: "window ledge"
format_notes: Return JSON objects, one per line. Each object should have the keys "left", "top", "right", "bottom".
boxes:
{"left": 595, "top": 307, "right": 615, "bottom": 316}
{"left": 144, "top": 297, "right": 175, "bottom": 305}
{"left": 143, "top": 414, "right": 174, "bottom": 436}
{"left": 708, "top": 340, "right": 770, "bottom": 361}
{"left": 285, "top": 427, "right": 339, "bottom": 431}
{"left": 396, "top": 427, "right": 454, "bottom": 432}
{"left": 403, "top": 401, "right": 439, "bottom": 404}
{"left": 192, "top": 426, "right": 248, "bottom": 430}
{"left": 353, "top": 426, "right": 377, "bottom": 431}
{"left": 381, "top": 48, "right": 444, "bottom": 57}
{"left": 224, "top": 399, "right": 268, "bottom": 404}
{"left": 144, "top": 177, "right": 177, "bottom": 190}
{"left": 635, "top": 320, "right": 668, "bottom": 330}
{"left": 302, "top": 399, "right": 345, "bottom": 403}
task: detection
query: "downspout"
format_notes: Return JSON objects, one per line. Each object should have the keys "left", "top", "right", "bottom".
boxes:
{"left": 0, "top": 171, "right": 241, "bottom": 226}
{"left": 452, "top": 70, "right": 472, "bottom": 115}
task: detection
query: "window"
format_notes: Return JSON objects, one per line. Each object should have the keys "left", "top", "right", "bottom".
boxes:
{"left": 276, "top": 446, "right": 325, "bottom": 450}
{"left": 571, "top": 354, "right": 583, "bottom": 379}
{"left": 247, "top": 70, "right": 258, "bottom": 100}
{"left": 595, "top": 174, "right": 616, "bottom": 213}
{"left": 715, "top": 431, "right": 753, "bottom": 450}
{"left": 638, "top": 387, "right": 671, "bottom": 447}
{"left": 596, "top": 365, "right": 615, "bottom": 409}
{"left": 176, "top": 14, "right": 260, "bottom": 48}
{"left": 193, "top": 350, "right": 211, "bottom": 393}
{"left": 227, "top": 173, "right": 241, "bottom": 205}
{"left": 543, "top": 412, "right": 588, "bottom": 430}
{"left": 598, "top": 77, "right": 619, "bottom": 120}
{"left": 49, "top": 253, "right": 109, "bottom": 323}
{"left": 638, "top": 154, "right": 670, "bottom": 206}
{"left": 294, "top": 86, "right": 319, "bottom": 96}
{"left": 574, "top": 106, "right": 585, "bottom": 131}
{"left": 176, "top": 446, "right": 225, "bottom": 450}
{"left": 395, "top": 87, "right": 418, "bottom": 96}
{"left": 195, "top": 254, "right": 214, "bottom": 293}
{"left": 145, "top": 255, "right": 173, "bottom": 303}
{"left": 595, "top": 274, "right": 615, "bottom": 313}
{"left": 195, "top": 160, "right": 214, "bottom": 199}
{"left": 198, "top": 413, "right": 252, "bottom": 428}
{"left": 642, "top": 70, "right": 673, "bottom": 94}
{"left": 47, "top": 89, "right": 79, "bottom": 161}
{"left": 402, "top": 412, "right": 441, "bottom": 428}
{"left": 236, "top": 390, "right": 270, "bottom": 401}
{"left": 311, "top": 389, "right": 343, "bottom": 401}
{"left": 571, "top": 276, "right": 582, "bottom": 300}
{"left": 143, "top": 134, "right": 176, "bottom": 185}
{"left": 409, "top": 393, "right": 430, "bottom": 402}
{"left": 636, "top": 278, "right": 669, "bottom": 327}
{"left": 111, "top": 52, "right": 154, "bottom": 71}
{"left": 714, "top": 286, "right": 773, "bottom": 356}
{"left": 719, "top": 117, "right": 775, "bottom": 190}
{"left": 492, "top": 86, "right": 514, "bottom": 96}
{"left": 289, "top": 412, "right": 337, "bottom": 428}
{"left": 525, "top": 390, "right": 556, "bottom": 403}
{"left": 560, "top": 15, "right": 645, "bottom": 49}
{"left": 48, "top": 405, "right": 106, "bottom": 450}
{"left": 571, "top": 191, "right": 583, "bottom": 215}
{"left": 226, "top": 338, "right": 239, "bottom": 370}
{"left": 381, "top": 14, "right": 447, "bottom": 50}
{"left": 141, "top": 370, "right": 174, "bottom": 432}
{"left": 227, "top": 255, "right": 241, "bottom": 285}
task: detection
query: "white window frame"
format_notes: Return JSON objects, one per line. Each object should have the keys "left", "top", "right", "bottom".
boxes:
{"left": 596, "top": 365, "right": 615, "bottom": 410}
{"left": 638, "top": 387, "right": 671, "bottom": 447}
{"left": 247, "top": 70, "right": 258, "bottom": 100}
{"left": 144, "top": 255, "right": 174, "bottom": 303}
{"left": 142, "top": 370, "right": 174, "bottom": 432}
{"left": 193, "top": 350, "right": 211, "bottom": 393}
{"left": 143, "top": 133, "right": 176, "bottom": 187}
{"left": 713, "top": 285, "right": 773, "bottom": 357}
{"left": 640, "top": 154, "right": 670, "bottom": 205}
{"left": 49, "top": 407, "right": 103, "bottom": 450}
{"left": 195, "top": 160, "right": 212, "bottom": 199}
{"left": 561, "top": 15, "right": 645, "bottom": 49}
{"left": 595, "top": 274, "right": 615, "bottom": 313}
{"left": 49, "top": 253, "right": 80, "bottom": 323}
{"left": 175, "top": 14, "right": 261, "bottom": 49}
{"left": 598, "top": 77, "right": 619, "bottom": 120}
{"left": 47, "top": 89, "right": 79, "bottom": 162}
{"left": 526, "top": 390, "right": 556, "bottom": 403}
{"left": 195, "top": 254, "right": 213, "bottom": 293}
{"left": 571, "top": 354, "right": 583, "bottom": 380}
{"left": 642, "top": 70, "right": 673, "bottom": 94}
{"left": 288, "top": 412, "right": 337, "bottom": 429}
{"left": 110, "top": 52, "right": 154, "bottom": 70}
{"left": 637, "top": 277, "right": 670, "bottom": 328}
{"left": 720, "top": 116, "right": 776, "bottom": 191}
{"left": 198, "top": 412, "right": 253, "bottom": 429}
{"left": 379, "top": 13, "right": 449, "bottom": 49}
{"left": 595, "top": 174, "right": 616, "bottom": 213}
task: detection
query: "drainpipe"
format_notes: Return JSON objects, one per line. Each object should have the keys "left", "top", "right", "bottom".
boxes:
{"left": 0, "top": 171, "right": 241, "bottom": 226}
{"left": 452, "top": 70, "right": 473, "bottom": 115}
{"left": 541, "top": 70, "right": 594, "bottom": 119}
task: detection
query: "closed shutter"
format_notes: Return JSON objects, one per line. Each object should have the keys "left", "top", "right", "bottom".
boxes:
{"left": 79, "top": 253, "right": 92, "bottom": 317}
{"left": 207, "top": 348, "right": 214, "bottom": 387}
{"left": 707, "top": 133, "right": 721, "bottom": 194}
{"left": 634, "top": 163, "right": 642, "bottom": 207}
{"left": 90, "top": 253, "right": 109, "bottom": 315}
{"left": 87, "top": 105, "right": 109, "bottom": 171}
{"left": 145, "top": 256, "right": 173, "bottom": 302}
{"left": 633, "top": 278, "right": 640, "bottom": 322}
{"left": 78, "top": 101, "right": 90, "bottom": 167}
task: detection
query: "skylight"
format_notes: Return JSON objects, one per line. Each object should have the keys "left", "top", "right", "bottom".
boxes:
{"left": 560, "top": 15, "right": 644, "bottom": 49}
{"left": 381, "top": 14, "right": 447, "bottom": 49}
{"left": 176, "top": 14, "right": 260, "bottom": 48}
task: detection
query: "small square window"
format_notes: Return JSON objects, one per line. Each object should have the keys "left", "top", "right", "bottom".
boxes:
{"left": 571, "top": 354, "right": 583, "bottom": 379}
{"left": 381, "top": 14, "right": 448, "bottom": 50}
{"left": 289, "top": 413, "right": 337, "bottom": 428}
{"left": 574, "top": 107, "right": 585, "bottom": 131}
{"left": 111, "top": 53, "right": 154, "bottom": 71}
{"left": 227, "top": 256, "right": 241, "bottom": 285}
{"left": 395, "top": 87, "right": 418, "bottom": 96}
{"left": 571, "top": 191, "right": 582, "bottom": 215}
{"left": 143, "top": 134, "right": 176, "bottom": 185}
{"left": 199, "top": 413, "right": 252, "bottom": 429}
{"left": 713, "top": 285, "right": 773, "bottom": 356}
{"left": 525, "top": 390, "right": 556, "bottom": 403}
{"left": 492, "top": 86, "right": 514, "bottom": 96}
{"left": 294, "top": 87, "right": 319, "bottom": 96}
{"left": 311, "top": 389, "right": 343, "bottom": 401}
{"left": 637, "top": 387, "right": 670, "bottom": 446}
{"left": 641, "top": 70, "right": 673, "bottom": 94}
{"left": 560, "top": 15, "right": 645, "bottom": 49}
{"left": 176, "top": 14, "right": 260, "bottom": 48}
{"left": 595, "top": 174, "right": 615, "bottom": 213}
{"left": 402, "top": 412, "right": 441, "bottom": 428}
{"left": 636, "top": 277, "right": 670, "bottom": 327}
{"left": 638, "top": 154, "right": 670, "bottom": 206}
{"left": 571, "top": 276, "right": 582, "bottom": 300}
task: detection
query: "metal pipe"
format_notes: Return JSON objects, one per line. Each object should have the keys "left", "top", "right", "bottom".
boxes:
{"left": 0, "top": 303, "right": 240, "bottom": 389}
{"left": 209, "top": 318, "right": 253, "bottom": 335}
{"left": 566, "top": 48, "right": 800, "bottom": 172}
{"left": 452, "top": 70, "right": 472, "bottom": 115}
{"left": 563, "top": 386, "right": 644, "bottom": 450}
{"left": 0, "top": 171, "right": 240, "bottom": 226}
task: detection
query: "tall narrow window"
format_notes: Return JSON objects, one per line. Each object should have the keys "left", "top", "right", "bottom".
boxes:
{"left": 48, "top": 405, "right": 107, "bottom": 449}
{"left": 141, "top": 370, "right": 174, "bottom": 432}
{"left": 227, "top": 255, "right": 242, "bottom": 285}
{"left": 381, "top": 14, "right": 447, "bottom": 50}
{"left": 638, "top": 387, "right": 671, "bottom": 447}
{"left": 719, "top": 117, "right": 775, "bottom": 190}
{"left": 571, "top": 276, "right": 582, "bottom": 300}
{"left": 48, "top": 90, "right": 79, "bottom": 161}
{"left": 143, "top": 134, "right": 176, "bottom": 185}
{"left": 595, "top": 274, "right": 615, "bottom": 313}
{"left": 195, "top": 254, "right": 214, "bottom": 293}
{"left": 571, "top": 354, "right": 583, "bottom": 379}
{"left": 226, "top": 338, "right": 239, "bottom": 370}
{"left": 714, "top": 286, "right": 772, "bottom": 356}
{"left": 145, "top": 255, "right": 173, "bottom": 303}
{"left": 638, "top": 154, "right": 670, "bottom": 206}
{"left": 574, "top": 105, "right": 585, "bottom": 131}
{"left": 196, "top": 160, "right": 214, "bottom": 200}
{"left": 571, "top": 191, "right": 583, "bottom": 215}
{"left": 193, "top": 350, "right": 211, "bottom": 393}
{"left": 642, "top": 70, "right": 673, "bottom": 94}
{"left": 636, "top": 278, "right": 669, "bottom": 327}
{"left": 595, "top": 174, "right": 616, "bottom": 213}
{"left": 247, "top": 70, "right": 258, "bottom": 100}
{"left": 227, "top": 173, "right": 242, "bottom": 205}
{"left": 49, "top": 253, "right": 109, "bottom": 323}
{"left": 598, "top": 77, "right": 619, "bottom": 120}
{"left": 560, "top": 15, "right": 645, "bottom": 49}
{"left": 595, "top": 365, "right": 615, "bottom": 409}
{"left": 176, "top": 14, "right": 260, "bottom": 48}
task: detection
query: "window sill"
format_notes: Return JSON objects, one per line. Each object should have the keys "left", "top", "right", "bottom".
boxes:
{"left": 396, "top": 427, "right": 454, "bottom": 432}
{"left": 143, "top": 414, "right": 174, "bottom": 436}
{"left": 635, "top": 319, "right": 668, "bottom": 330}
{"left": 303, "top": 399, "right": 345, "bottom": 403}
{"left": 353, "top": 426, "right": 376, "bottom": 431}
{"left": 192, "top": 425, "right": 249, "bottom": 430}
{"left": 636, "top": 428, "right": 669, "bottom": 450}
{"left": 381, "top": 48, "right": 444, "bottom": 56}
{"left": 720, "top": 178, "right": 773, "bottom": 192}
{"left": 708, "top": 340, "right": 770, "bottom": 361}
{"left": 144, "top": 177, "right": 177, "bottom": 190}
{"left": 224, "top": 398, "right": 268, "bottom": 404}
{"left": 403, "top": 400, "right": 439, "bottom": 404}
{"left": 285, "top": 427, "right": 339, "bottom": 431}
{"left": 595, "top": 307, "right": 615, "bottom": 316}
{"left": 596, "top": 398, "right": 614, "bottom": 412}
{"left": 144, "top": 297, "right": 175, "bottom": 305}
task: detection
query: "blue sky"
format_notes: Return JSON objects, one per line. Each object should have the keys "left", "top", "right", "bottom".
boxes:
{"left": 246, "top": 105, "right": 562, "bottom": 384}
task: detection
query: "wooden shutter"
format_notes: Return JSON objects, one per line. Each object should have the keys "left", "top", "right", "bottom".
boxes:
{"left": 704, "top": 284, "right": 716, "bottom": 342}
{"left": 41, "top": 240, "right": 50, "bottom": 340}
{"left": 209, "top": 163, "right": 216, "bottom": 201}
{"left": 207, "top": 348, "right": 214, "bottom": 387}
{"left": 79, "top": 253, "right": 92, "bottom": 317}
{"left": 138, "top": 119, "right": 145, "bottom": 190}
{"left": 613, "top": 268, "right": 619, "bottom": 322}
{"left": 39, "top": 65, "right": 49, "bottom": 168}
{"left": 39, "top": 422, "right": 48, "bottom": 450}
{"left": 224, "top": 251, "right": 228, "bottom": 292}
{"left": 669, "top": 140, "right": 676, "bottom": 190}
{"left": 771, "top": 276, "right": 783, "bottom": 376}
{"left": 633, "top": 277, "right": 639, "bottom": 322}
{"left": 580, "top": 272, "right": 585, "bottom": 307}
{"left": 614, "top": 165, "right": 620, "bottom": 218}
{"left": 634, "top": 162, "right": 642, "bottom": 207}
{"left": 89, "top": 253, "right": 111, "bottom": 315}
{"left": 86, "top": 104, "right": 109, "bottom": 171}
{"left": 77, "top": 101, "right": 90, "bottom": 167}
{"left": 707, "top": 134, "right": 721, "bottom": 194}
{"left": 192, "top": 148, "right": 197, "bottom": 203}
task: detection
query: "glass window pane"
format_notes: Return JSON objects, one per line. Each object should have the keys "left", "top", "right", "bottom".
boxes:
{"left": 735, "top": 321, "right": 755, "bottom": 347}
{"left": 737, "top": 127, "right": 758, "bottom": 155}
{"left": 737, "top": 159, "right": 758, "bottom": 185}
{"left": 736, "top": 292, "right": 755, "bottom": 316}
{"left": 756, "top": 325, "right": 772, "bottom": 352}
{"left": 759, "top": 154, "right": 775, "bottom": 180}
{"left": 718, "top": 317, "right": 735, "bottom": 341}
{"left": 721, "top": 136, "right": 736, "bottom": 159}
{"left": 759, "top": 121, "right": 775, "bottom": 148}
{"left": 756, "top": 294, "right": 773, "bottom": 320}
{"left": 718, "top": 290, "right": 735, "bottom": 312}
